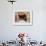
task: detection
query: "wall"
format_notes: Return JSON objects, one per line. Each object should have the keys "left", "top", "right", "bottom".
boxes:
{"left": 0, "top": 0, "right": 46, "bottom": 41}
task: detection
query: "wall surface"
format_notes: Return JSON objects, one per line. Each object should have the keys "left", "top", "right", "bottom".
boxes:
{"left": 0, "top": 0, "right": 46, "bottom": 41}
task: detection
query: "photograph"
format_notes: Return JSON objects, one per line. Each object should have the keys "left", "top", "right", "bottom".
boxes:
{"left": 13, "top": 11, "right": 32, "bottom": 25}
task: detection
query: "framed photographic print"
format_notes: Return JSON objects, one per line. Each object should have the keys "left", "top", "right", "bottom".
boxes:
{"left": 11, "top": 10, "right": 33, "bottom": 26}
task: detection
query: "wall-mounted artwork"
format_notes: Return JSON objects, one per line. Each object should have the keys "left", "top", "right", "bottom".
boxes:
{"left": 12, "top": 10, "right": 33, "bottom": 26}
